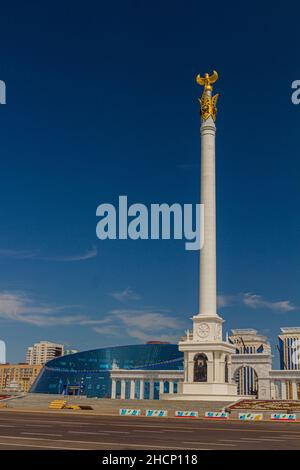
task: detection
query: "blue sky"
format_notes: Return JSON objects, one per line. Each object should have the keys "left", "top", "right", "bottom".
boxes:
{"left": 0, "top": 1, "right": 299, "bottom": 365}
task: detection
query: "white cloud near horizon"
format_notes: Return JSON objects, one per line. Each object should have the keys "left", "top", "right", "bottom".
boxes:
{"left": 217, "top": 292, "right": 297, "bottom": 313}
{"left": 0, "top": 246, "right": 98, "bottom": 262}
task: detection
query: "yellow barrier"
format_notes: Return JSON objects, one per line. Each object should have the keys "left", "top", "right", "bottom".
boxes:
{"left": 48, "top": 400, "right": 93, "bottom": 411}
{"left": 65, "top": 404, "right": 81, "bottom": 410}
{"left": 48, "top": 400, "right": 67, "bottom": 410}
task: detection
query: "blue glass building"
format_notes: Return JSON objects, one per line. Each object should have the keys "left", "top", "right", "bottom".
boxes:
{"left": 31, "top": 343, "right": 183, "bottom": 398}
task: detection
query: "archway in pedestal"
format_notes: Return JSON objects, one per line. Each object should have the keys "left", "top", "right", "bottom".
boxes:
{"left": 234, "top": 366, "right": 258, "bottom": 396}
{"left": 193, "top": 353, "right": 208, "bottom": 382}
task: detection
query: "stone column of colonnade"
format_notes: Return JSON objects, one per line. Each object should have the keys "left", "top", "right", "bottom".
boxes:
{"left": 282, "top": 380, "right": 299, "bottom": 400}
{"left": 110, "top": 377, "right": 178, "bottom": 399}
{"left": 140, "top": 379, "right": 145, "bottom": 399}
{"left": 270, "top": 380, "right": 276, "bottom": 399}
{"left": 130, "top": 379, "right": 135, "bottom": 399}
{"left": 120, "top": 379, "right": 126, "bottom": 399}
{"left": 292, "top": 381, "right": 298, "bottom": 400}
{"left": 159, "top": 380, "right": 164, "bottom": 396}
{"left": 111, "top": 378, "right": 116, "bottom": 399}
{"left": 281, "top": 381, "right": 287, "bottom": 400}
{"left": 149, "top": 379, "right": 155, "bottom": 400}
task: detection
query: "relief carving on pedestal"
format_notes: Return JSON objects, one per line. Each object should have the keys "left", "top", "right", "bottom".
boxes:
{"left": 197, "top": 323, "right": 210, "bottom": 339}
{"left": 214, "top": 324, "right": 222, "bottom": 341}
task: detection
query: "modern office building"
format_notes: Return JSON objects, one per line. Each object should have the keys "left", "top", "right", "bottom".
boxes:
{"left": 278, "top": 327, "right": 300, "bottom": 370}
{"left": 0, "top": 364, "right": 42, "bottom": 392}
{"left": 30, "top": 343, "right": 183, "bottom": 398}
{"left": 26, "top": 341, "right": 64, "bottom": 365}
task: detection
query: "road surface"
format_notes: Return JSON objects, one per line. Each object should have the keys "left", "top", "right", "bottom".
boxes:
{"left": 0, "top": 410, "right": 299, "bottom": 450}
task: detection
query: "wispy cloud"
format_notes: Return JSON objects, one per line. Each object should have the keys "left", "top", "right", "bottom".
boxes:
{"left": 0, "top": 249, "right": 39, "bottom": 260}
{"left": 92, "top": 308, "right": 185, "bottom": 343}
{"left": 40, "top": 246, "right": 98, "bottom": 262}
{"left": 242, "top": 293, "right": 296, "bottom": 312}
{"left": 0, "top": 246, "right": 97, "bottom": 262}
{"left": 217, "top": 294, "right": 235, "bottom": 308}
{"left": 218, "top": 292, "right": 297, "bottom": 313}
{"left": 0, "top": 291, "right": 87, "bottom": 326}
{"left": 109, "top": 287, "right": 141, "bottom": 303}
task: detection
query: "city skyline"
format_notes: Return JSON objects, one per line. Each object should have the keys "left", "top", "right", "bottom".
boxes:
{"left": 0, "top": 1, "right": 299, "bottom": 363}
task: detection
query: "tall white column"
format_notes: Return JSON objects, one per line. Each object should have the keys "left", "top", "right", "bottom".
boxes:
{"left": 130, "top": 380, "right": 135, "bottom": 399}
{"left": 169, "top": 381, "right": 174, "bottom": 394}
{"left": 120, "top": 379, "right": 126, "bottom": 399}
{"left": 199, "top": 114, "right": 217, "bottom": 317}
{"left": 159, "top": 380, "right": 164, "bottom": 397}
{"left": 111, "top": 378, "right": 116, "bottom": 399}
{"left": 140, "top": 379, "right": 145, "bottom": 400}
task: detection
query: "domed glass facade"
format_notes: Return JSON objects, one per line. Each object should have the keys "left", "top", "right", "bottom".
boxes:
{"left": 31, "top": 343, "right": 183, "bottom": 398}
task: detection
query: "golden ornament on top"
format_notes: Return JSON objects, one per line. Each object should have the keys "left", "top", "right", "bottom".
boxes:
{"left": 196, "top": 70, "right": 219, "bottom": 122}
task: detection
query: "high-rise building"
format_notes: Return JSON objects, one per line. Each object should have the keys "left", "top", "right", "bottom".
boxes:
{"left": 278, "top": 328, "right": 300, "bottom": 370}
{"left": 0, "top": 364, "right": 42, "bottom": 392}
{"left": 26, "top": 341, "right": 64, "bottom": 365}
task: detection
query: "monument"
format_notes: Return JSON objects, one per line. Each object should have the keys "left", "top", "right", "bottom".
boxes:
{"left": 173, "top": 72, "right": 238, "bottom": 401}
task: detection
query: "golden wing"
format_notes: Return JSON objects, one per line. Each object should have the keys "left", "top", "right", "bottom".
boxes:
{"left": 196, "top": 74, "right": 206, "bottom": 86}
{"left": 209, "top": 70, "right": 218, "bottom": 84}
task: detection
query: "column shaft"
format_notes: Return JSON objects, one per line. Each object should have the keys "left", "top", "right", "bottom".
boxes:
{"left": 130, "top": 379, "right": 135, "bottom": 399}
{"left": 140, "top": 379, "right": 145, "bottom": 400}
{"left": 149, "top": 380, "right": 155, "bottom": 400}
{"left": 281, "top": 381, "right": 287, "bottom": 400}
{"left": 111, "top": 378, "right": 116, "bottom": 399}
{"left": 199, "top": 118, "right": 217, "bottom": 316}
{"left": 120, "top": 379, "right": 126, "bottom": 399}
{"left": 292, "top": 381, "right": 297, "bottom": 400}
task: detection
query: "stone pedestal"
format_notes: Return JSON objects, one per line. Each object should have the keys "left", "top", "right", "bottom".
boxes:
{"left": 170, "top": 314, "right": 237, "bottom": 401}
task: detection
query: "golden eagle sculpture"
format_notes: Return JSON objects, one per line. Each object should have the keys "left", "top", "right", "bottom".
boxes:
{"left": 196, "top": 70, "right": 219, "bottom": 121}
{"left": 196, "top": 70, "right": 218, "bottom": 91}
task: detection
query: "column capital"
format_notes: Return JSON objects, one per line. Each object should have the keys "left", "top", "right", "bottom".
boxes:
{"left": 200, "top": 116, "right": 216, "bottom": 134}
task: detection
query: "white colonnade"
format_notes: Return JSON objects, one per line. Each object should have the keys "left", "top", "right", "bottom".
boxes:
{"left": 110, "top": 370, "right": 183, "bottom": 400}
